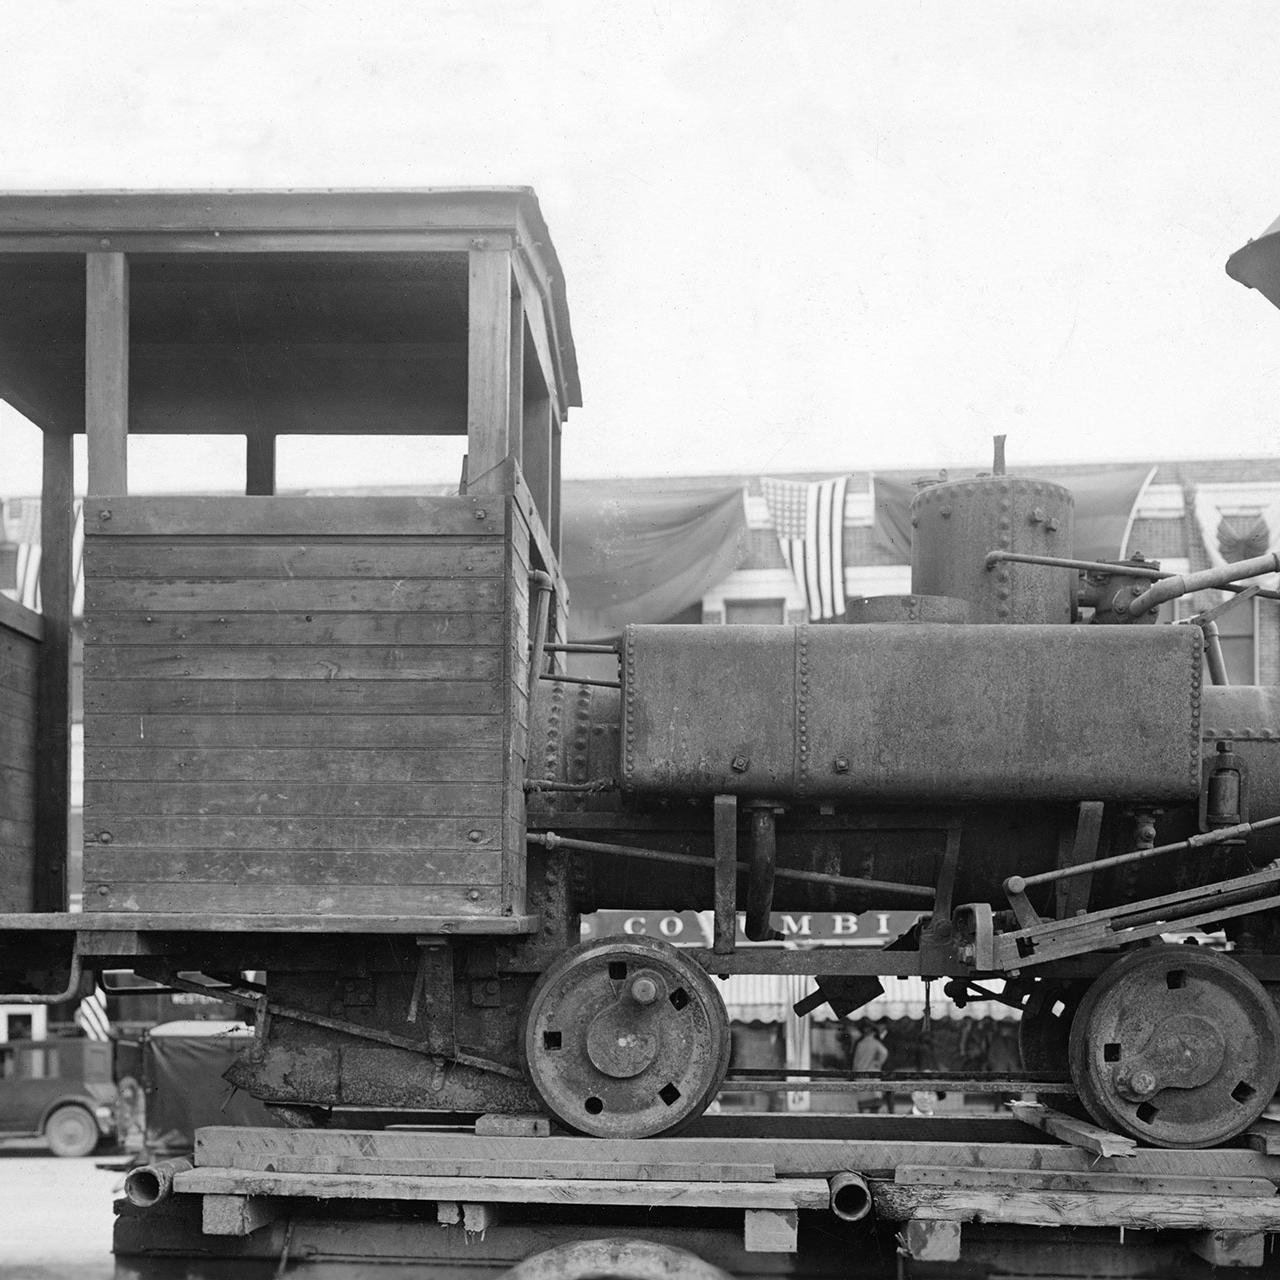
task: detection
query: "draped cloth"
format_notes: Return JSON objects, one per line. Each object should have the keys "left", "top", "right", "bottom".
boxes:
{"left": 872, "top": 466, "right": 1157, "bottom": 564}
{"left": 561, "top": 483, "right": 748, "bottom": 641}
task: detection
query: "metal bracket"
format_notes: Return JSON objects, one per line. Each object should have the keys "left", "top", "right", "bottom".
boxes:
{"left": 712, "top": 794, "right": 738, "bottom": 955}
{"left": 1055, "top": 800, "right": 1104, "bottom": 921}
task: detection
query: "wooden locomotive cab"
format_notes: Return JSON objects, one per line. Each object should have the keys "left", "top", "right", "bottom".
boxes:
{"left": 0, "top": 189, "right": 578, "bottom": 934}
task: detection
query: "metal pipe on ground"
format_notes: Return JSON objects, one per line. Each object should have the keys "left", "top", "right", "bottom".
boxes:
{"left": 829, "top": 1170, "right": 873, "bottom": 1222}
{"left": 124, "top": 1157, "right": 194, "bottom": 1208}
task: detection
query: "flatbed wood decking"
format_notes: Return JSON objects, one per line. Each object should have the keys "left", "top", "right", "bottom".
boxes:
{"left": 113, "top": 1114, "right": 1280, "bottom": 1277}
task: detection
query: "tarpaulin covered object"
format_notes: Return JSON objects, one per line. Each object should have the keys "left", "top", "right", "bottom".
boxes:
{"left": 872, "top": 466, "right": 1156, "bottom": 564}
{"left": 143, "top": 1023, "right": 279, "bottom": 1157}
{"left": 562, "top": 482, "right": 747, "bottom": 640}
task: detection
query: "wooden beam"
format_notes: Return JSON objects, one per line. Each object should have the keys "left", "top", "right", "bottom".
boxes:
{"left": 550, "top": 414, "right": 562, "bottom": 556}
{"left": 85, "top": 252, "right": 129, "bottom": 495}
{"left": 508, "top": 292, "right": 524, "bottom": 466}
{"left": 176, "top": 1166, "right": 830, "bottom": 1212}
{"left": 1190, "top": 1230, "right": 1267, "bottom": 1269}
{"left": 743, "top": 1207, "right": 797, "bottom": 1253}
{"left": 245, "top": 433, "right": 276, "bottom": 496}
{"left": 521, "top": 388, "right": 552, "bottom": 536}
{"left": 1009, "top": 1102, "right": 1136, "bottom": 1158}
{"left": 201, "top": 1193, "right": 279, "bottom": 1237}
{"left": 466, "top": 248, "right": 512, "bottom": 493}
{"left": 34, "top": 430, "right": 73, "bottom": 912}
{"left": 873, "top": 1182, "right": 1280, "bottom": 1231}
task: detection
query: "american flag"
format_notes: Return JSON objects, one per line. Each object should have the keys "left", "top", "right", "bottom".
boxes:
{"left": 75, "top": 985, "right": 112, "bottom": 1041}
{"left": 761, "top": 477, "right": 850, "bottom": 621}
{"left": 1, "top": 497, "right": 85, "bottom": 616}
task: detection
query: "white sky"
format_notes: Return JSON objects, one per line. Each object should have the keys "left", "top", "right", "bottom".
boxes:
{"left": 2, "top": 0, "right": 1280, "bottom": 495}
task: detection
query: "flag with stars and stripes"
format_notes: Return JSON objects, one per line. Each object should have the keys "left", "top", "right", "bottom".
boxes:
{"left": 761, "top": 476, "right": 849, "bottom": 621}
{"left": 75, "top": 985, "right": 111, "bottom": 1041}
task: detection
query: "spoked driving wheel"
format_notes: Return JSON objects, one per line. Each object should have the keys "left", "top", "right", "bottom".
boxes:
{"left": 520, "top": 935, "right": 731, "bottom": 1138}
{"left": 1068, "top": 944, "right": 1280, "bottom": 1148}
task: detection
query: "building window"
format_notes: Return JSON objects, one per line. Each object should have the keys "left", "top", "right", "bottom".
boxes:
{"left": 724, "top": 598, "right": 785, "bottom": 625}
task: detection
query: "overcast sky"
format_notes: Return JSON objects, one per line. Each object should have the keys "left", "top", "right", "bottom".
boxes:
{"left": 2, "top": 0, "right": 1280, "bottom": 495}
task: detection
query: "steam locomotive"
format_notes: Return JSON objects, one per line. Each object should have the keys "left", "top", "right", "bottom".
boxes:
{"left": 1, "top": 189, "right": 1279, "bottom": 1151}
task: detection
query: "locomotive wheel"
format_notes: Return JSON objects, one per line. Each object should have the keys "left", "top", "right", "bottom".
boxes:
{"left": 519, "top": 935, "right": 731, "bottom": 1138}
{"left": 1018, "top": 978, "right": 1086, "bottom": 1073}
{"left": 1068, "top": 944, "right": 1280, "bottom": 1148}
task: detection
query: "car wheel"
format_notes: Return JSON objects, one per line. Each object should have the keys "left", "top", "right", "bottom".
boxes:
{"left": 44, "top": 1105, "right": 100, "bottom": 1158}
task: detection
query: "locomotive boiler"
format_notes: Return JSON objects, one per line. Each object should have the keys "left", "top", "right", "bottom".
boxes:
{"left": 2, "top": 189, "right": 1280, "bottom": 1152}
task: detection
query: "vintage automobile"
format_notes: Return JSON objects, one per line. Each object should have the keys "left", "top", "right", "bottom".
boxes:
{"left": 0, "top": 1037, "right": 117, "bottom": 1156}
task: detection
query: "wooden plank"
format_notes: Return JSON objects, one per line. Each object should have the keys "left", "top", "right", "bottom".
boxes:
{"left": 0, "top": 909, "right": 539, "bottom": 935}
{"left": 85, "top": 611, "right": 502, "bottom": 647}
{"left": 86, "top": 746, "right": 502, "bottom": 783}
{"left": 85, "top": 645, "right": 501, "bottom": 683}
{"left": 85, "top": 578, "right": 504, "bottom": 614}
{"left": 0, "top": 595, "right": 43, "bottom": 642}
{"left": 87, "top": 882, "right": 504, "bottom": 915}
{"left": 85, "top": 711, "right": 501, "bottom": 749}
{"left": 0, "top": 627, "right": 41, "bottom": 673}
{"left": 83, "top": 495, "right": 500, "bottom": 537}
{"left": 0, "top": 731, "right": 39, "bottom": 771}
{"left": 901, "top": 1220, "right": 961, "bottom": 1262}
{"left": 195, "top": 1125, "right": 1280, "bottom": 1181}
{"left": 1010, "top": 1101, "right": 1136, "bottom": 1158}
{"left": 550, "top": 418, "right": 562, "bottom": 556}
{"left": 84, "top": 538, "right": 504, "bottom": 580}
{"left": 895, "top": 1165, "right": 1277, "bottom": 1197}
{"left": 872, "top": 1182, "right": 1280, "bottom": 1230}
{"left": 0, "top": 683, "right": 37, "bottom": 724}
{"left": 507, "top": 292, "right": 524, "bottom": 464}
{"left": 466, "top": 248, "right": 512, "bottom": 492}
{"left": 87, "top": 848, "right": 502, "bottom": 885}
{"left": 35, "top": 427, "right": 73, "bottom": 912}
{"left": 84, "top": 677, "right": 502, "bottom": 717}
{"left": 475, "top": 1114, "right": 550, "bottom": 1138}
{"left": 174, "top": 1167, "right": 830, "bottom": 1212}
{"left": 521, "top": 394, "right": 552, "bottom": 533}
{"left": 0, "top": 188, "right": 532, "bottom": 235}
{"left": 1190, "top": 1229, "right": 1267, "bottom": 1268}
{"left": 84, "top": 815, "right": 503, "bottom": 851}
{"left": 742, "top": 1208, "right": 797, "bottom": 1254}
{"left": 85, "top": 780, "right": 503, "bottom": 818}
{"left": 1245, "top": 1121, "right": 1280, "bottom": 1155}
{"left": 245, "top": 432, "right": 275, "bottom": 496}
{"left": 201, "top": 1193, "right": 278, "bottom": 1237}
{"left": 218, "top": 1154, "right": 776, "bottom": 1182}
{"left": 0, "top": 764, "right": 37, "bottom": 806}
{"left": 86, "top": 251, "right": 129, "bottom": 496}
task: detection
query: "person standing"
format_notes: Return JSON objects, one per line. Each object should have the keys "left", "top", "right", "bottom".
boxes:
{"left": 852, "top": 1021, "right": 889, "bottom": 1112}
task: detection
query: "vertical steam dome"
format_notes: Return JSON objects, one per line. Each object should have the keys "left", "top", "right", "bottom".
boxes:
{"left": 910, "top": 476, "right": 1076, "bottom": 624}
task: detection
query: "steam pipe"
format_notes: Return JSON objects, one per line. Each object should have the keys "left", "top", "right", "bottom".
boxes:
{"left": 829, "top": 1171, "right": 873, "bottom": 1222}
{"left": 1200, "top": 619, "right": 1229, "bottom": 686}
{"left": 1127, "top": 552, "right": 1280, "bottom": 616}
{"left": 0, "top": 945, "right": 83, "bottom": 1004}
{"left": 983, "top": 551, "right": 1280, "bottom": 602}
{"left": 124, "top": 1158, "right": 194, "bottom": 1207}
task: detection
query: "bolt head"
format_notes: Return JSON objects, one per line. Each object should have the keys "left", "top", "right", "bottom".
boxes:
{"left": 1127, "top": 1069, "right": 1158, "bottom": 1097}
{"left": 629, "top": 976, "right": 659, "bottom": 1005}
{"left": 731, "top": 754, "right": 750, "bottom": 773}
{"left": 833, "top": 756, "right": 850, "bottom": 773}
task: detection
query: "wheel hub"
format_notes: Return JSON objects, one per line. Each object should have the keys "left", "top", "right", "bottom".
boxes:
{"left": 520, "top": 936, "right": 731, "bottom": 1138}
{"left": 1068, "top": 944, "right": 1280, "bottom": 1148}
